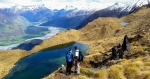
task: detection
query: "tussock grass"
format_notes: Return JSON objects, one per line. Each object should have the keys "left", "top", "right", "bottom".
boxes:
{"left": 123, "top": 61, "right": 143, "bottom": 79}
{"left": 124, "top": 66, "right": 140, "bottom": 78}
{"left": 79, "top": 18, "right": 122, "bottom": 41}
{"left": 77, "top": 75, "right": 88, "bottom": 79}
{"left": 94, "top": 69, "right": 108, "bottom": 79}
{"left": 108, "top": 65, "right": 126, "bottom": 79}
{"left": 136, "top": 71, "right": 150, "bottom": 79}
{"left": 80, "top": 67, "right": 95, "bottom": 77}
{"left": 144, "top": 62, "right": 150, "bottom": 66}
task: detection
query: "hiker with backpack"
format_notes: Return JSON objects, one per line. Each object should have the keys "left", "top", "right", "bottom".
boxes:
{"left": 74, "top": 46, "right": 84, "bottom": 74}
{"left": 66, "top": 48, "right": 74, "bottom": 75}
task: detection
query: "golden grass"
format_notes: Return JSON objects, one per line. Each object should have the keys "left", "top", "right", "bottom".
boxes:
{"left": 0, "top": 49, "right": 28, "bottom": 78}
{"left": 77, "top": 75, "right": 88, "bottom": 79}
{"left": 80, "top": 67, "right": 95, "bottom": 77}
{"left": 79, "top": 17, "right": 123, "bottom": 41}
{"left": 30, "top": 29, "right": 82, "bottom": 53}
{"left": 108, "top": 65, "right": 126, "bottom": 79}
{"left": 94, "top": 69, "right": 108, "bottom": 79}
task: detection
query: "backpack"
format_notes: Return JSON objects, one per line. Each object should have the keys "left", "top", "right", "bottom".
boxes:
{"left": 66, "top": 52, "right": 73, "bottom": 62}
{"left": 78, "top": 51, "right": 84, "bottom": 61}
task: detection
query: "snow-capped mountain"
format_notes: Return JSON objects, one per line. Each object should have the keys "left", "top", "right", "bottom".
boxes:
{"left": 76, "top": 0, "right": 150, "bottom": 29}
{"left": 1, "top": 0, "right": 149, "bottom": 29}
{"left": 3, "top": 4, "right": 46, "bottom": 13}
{"left": 0, "top": 2, "right": 113, "bottom": 24}
{"left": 109, "top": 0, "right": 150, "bottom": 16}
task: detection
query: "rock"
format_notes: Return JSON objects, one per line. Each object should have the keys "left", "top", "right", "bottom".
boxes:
{"left": 105, "top": 60, "right": 116, "bottom": 67}
{"left": 111, "top": 46, "right": 118, "bottom": 60}
{"left": 145, "top": 54, "right": 149, "bottom": 57}
{"left": 122, "top": 35, "right": 130, "bottom": 51}
{"left": 91, "top": 68, "right": 98, "bottom": 72}
{"left": 60, "top": 64, "right": 66, "bottom": 74}
{"left": 144, "top": 48, "right": 150, "bottom": 52}
{"left": 147, "top": 38, "right": 150, "bottom": 41}
{"left": 101, "top": 65, "right": 108, "bottom": 69}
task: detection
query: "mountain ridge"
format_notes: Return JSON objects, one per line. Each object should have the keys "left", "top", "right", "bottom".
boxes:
{"left": 76, "top": 0, "right": 150, "bottom": 29}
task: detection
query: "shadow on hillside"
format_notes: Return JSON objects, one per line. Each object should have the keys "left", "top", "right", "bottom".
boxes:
{"left": 41, "top": 41, "right": 75, "bottom": 51}
{"left": 90, "top": 57, "right": 111, "bottom": 68}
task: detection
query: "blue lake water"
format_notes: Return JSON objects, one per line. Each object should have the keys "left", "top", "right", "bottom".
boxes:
{"left": 120, "top": 22, "right": 129, "bottom": 26}
{"left": 3, "top": 42, "right": 89, "bottom": 79}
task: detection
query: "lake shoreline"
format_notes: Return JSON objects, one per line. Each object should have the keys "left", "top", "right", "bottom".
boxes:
{"left": 0, "top": 29, "right": 83, "bottom": 78}
{"left": 3, "top": 42, "right": 89, "bottom": 79}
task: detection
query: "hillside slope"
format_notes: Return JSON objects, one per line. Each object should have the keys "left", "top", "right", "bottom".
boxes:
{"left": 44, "top": 5, "right": 150, "bottom": 79}
{"left": 0, "top": 10, "right": 30, "bottom": 37}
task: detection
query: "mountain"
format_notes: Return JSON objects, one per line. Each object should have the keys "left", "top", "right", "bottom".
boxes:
{"left": 2, "top": 4, "right": 74, "bottom": 22}
{"left": 0, "top": 3, "right": 114, "bottom": 28}
{"left": 0, "top": 10, "right": 30, "bottom": 37}
{"left": 40, "top": 9, "right": 96, "bottom": 28}
{"left": 76, "top": 0, "right": 150, "bottom": 29}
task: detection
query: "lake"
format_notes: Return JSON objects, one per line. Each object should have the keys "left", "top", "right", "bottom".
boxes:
{"left": 3, "top": 42, "right": 89, "bottom": 79}
{"left": 120, "top": 22, "right": 129, "bottom": 26}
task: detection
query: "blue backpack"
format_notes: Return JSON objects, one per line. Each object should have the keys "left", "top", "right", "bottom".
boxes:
{"left": 66, "top": 52, "right": 72, "bottom": 62}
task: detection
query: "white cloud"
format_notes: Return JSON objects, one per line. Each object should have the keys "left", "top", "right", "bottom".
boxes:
{"left": 0, "top": 0, "right": 132, "bottom": 9}
{"left": 0, "top": 0, "right": 131, "bottom": 4}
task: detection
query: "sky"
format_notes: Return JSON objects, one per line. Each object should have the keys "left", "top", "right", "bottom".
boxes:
{"left": 0, "top": 0, "right": 131, "bottom": 4}
{"left": 0, "top": 0, "right": 133, "bottom": 9}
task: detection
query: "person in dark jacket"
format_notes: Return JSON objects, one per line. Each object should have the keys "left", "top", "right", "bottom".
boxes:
{"left": 66, "top": 48, "right": 74, "bottom": 75}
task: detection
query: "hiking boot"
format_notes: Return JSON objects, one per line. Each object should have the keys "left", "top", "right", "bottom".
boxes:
{"left": 74, "top": 71, "right": 77, "bottom": 74}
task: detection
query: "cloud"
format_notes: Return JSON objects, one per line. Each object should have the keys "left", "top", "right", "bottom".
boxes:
{"left": 0, "top": 0, "right": 132, "bottom": 9}
{"left": 0, "top": 0, "right": 131, "bottom": 4}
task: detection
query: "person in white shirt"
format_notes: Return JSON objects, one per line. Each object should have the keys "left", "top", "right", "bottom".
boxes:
{"left": 74, "top": 46, "right": 80, "bottom": 74}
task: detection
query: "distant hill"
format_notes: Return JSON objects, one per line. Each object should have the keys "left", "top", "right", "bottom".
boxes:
{"left": 40, "top": 10, "right": 96, "bottom": 28}
{"left": 0, "top": 10, "right": 30, "bottom": 37}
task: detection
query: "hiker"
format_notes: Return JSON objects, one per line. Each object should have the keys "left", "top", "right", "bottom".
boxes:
{"left": 74, "top": 46, "right": 83, "bottom": 74}
{"left": 66, "top": 48, "right": 74, "bottom": 75}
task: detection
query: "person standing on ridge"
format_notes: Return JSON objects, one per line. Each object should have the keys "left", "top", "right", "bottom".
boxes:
{"left": 74, "top": 46, "right": 80, "bottom": 74}
{"left": 66, "top": 48, "right": 74, "bottom": 75}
